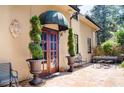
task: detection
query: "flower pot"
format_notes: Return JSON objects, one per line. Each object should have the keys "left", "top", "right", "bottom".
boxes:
{"left": 27, "top": 59, "right": 43, "bottom": 85}
{"left": 67, "top": 56, "right": 75, "bottom": 65}
{"left": 28, "top": 59, "right": 42, "bottom": 74}
{"left": 66, "top": 56, "right": 75, "bottom": 72}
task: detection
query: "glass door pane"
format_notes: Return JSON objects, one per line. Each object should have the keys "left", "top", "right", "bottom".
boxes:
{"left": 41, "top": 32, "right": 47, "bottom": 71}
{"left": 50, "top": 33, "right": 57, "bottom": 69}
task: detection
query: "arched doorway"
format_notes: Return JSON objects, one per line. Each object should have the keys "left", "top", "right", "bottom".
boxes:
{"left": 39, "top": 10, "right": 69, "bottom": 75}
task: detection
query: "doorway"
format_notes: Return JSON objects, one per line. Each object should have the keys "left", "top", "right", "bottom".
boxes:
{"left": 41, "top": 27, "right": 59, "bottom": 74}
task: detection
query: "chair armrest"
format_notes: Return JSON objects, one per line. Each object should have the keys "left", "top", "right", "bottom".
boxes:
{"left": 11, "top": 70, "right": 18, "bottom": 78}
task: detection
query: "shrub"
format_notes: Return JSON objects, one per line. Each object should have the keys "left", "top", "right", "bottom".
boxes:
{"left": 102, "top": 40, "right": 120, "bottom": 56}
{"left": 93, "top": 45, "right": 105, "bottom": 56}
{"left": 115, "top": 30, "right": 124, "bottom": 45}
{"left": 30, "top": 16, "right": 42, "bottom": 33}
{"left": 102, "top": 41, "right": 113, "bottom": 55}
{"left": 120, "top": 61, "right": 124, "bottom": 68}
{"left": 68, "top": 28, "right": 75, "bottom": 57}
{"left": 30, "top": 30, "right": 41, "bottom": 44}
{"left": 29, "top": 43, "right": 42, "bottom": 59}
{"left": 111, "top": 45, "right": 121, "bottom": 56}
{"left": 29, "top": 16, "right": 43, "bottom": 60}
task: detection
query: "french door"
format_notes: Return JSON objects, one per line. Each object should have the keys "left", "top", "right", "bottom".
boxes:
{"left": 41, "top": 28, "right": 59, "bottom": 74}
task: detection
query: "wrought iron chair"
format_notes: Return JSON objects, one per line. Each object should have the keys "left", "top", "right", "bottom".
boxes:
{"left": 74, "top": 53, "right": 87, "bottom": 66}
{"left": 0, "top": 63, "right": 19, "bottom": 87}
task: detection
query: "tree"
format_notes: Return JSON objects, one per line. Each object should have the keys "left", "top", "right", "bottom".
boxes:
{"left": 115, "top": 29, "right": 124, "bottom": 45}
{"left": 89, "top": 5, "right": 124, "bottom": 44}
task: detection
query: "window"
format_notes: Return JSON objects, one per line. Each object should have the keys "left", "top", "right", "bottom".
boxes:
{"left": 74, "top": 34, "right": 79, "bottom": 54}
{"left": 87, "top": 38, "right": 91, "bottom": 53}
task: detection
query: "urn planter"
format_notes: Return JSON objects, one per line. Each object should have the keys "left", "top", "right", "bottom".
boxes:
{"left": 27, "top": 59, "right": 43, "bottom": 85}
{"left": 27, "top": 16, "right": 43, "bottom": 85}
{"left": 66, "top": 56, "right": 75, "bottom": 72}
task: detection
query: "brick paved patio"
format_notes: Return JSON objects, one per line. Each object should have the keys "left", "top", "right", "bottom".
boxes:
{"left": 20, "top": 64, "right": 124, "bottom": 87}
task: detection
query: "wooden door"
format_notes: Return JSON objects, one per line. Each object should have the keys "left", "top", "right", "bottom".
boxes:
{"left": 41, "top": 28, "right": 59, "bottom": 74}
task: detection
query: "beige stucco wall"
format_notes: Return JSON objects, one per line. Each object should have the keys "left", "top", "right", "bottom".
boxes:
{"left": 79, "top": 21, "right": 97, "bottom": 62}
{"left": 0, "top": 5, "right": 71, "bottom": 80}
{"left": 30, "top": 5, "right": 71, "bottom": 71}
{"left": 0, "top": 6, "right": 31, "bottom": 81}
{"left": 0, "top": 5, "right": 97, "bottom": 81}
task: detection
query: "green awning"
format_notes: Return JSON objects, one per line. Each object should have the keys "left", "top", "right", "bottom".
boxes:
{"left": 39, "top": 10, "right": 69, "bottom": 31}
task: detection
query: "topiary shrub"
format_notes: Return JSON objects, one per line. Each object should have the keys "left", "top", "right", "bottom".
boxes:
{"left": 30, "top": 30, "right": 41, "bottom": 44}
{"left": 68, "top": 28, "right": 75, "bottom": 57}
{"left": 29, "top": 16, "right": 43, "bottom": 60}
{"left": 29, "top": 43, "right": 42, "bottom": 59}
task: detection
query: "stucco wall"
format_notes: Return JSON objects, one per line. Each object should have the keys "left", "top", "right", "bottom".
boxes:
{"left": 79, "top": 21, "right": 97, "bottom": 62}
{"left": 0, "top": 6, "right": 31, "bottom": 81}
{"left": 30, "top": 5, "right": 71, "bottom": 72}
{"left": 0, "top": 5, "right": 71, "bottom": 80}
{"left": 0, "top": 5, "right": 97, "bottom": 81}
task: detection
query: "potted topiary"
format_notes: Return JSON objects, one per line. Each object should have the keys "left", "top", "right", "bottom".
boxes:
{"left": 67, "top": 28, "right": 76, "bottom": 72}
{"left": 26, "top": 15, "right": 43, "bottom": 85}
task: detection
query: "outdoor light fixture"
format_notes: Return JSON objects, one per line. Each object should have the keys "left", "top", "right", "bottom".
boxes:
{"left": 70, "top": 11, "right": 79, "bottom": 27}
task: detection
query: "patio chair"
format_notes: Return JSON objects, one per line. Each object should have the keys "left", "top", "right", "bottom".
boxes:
{"left": 74, "top": 53, "right": 87, "bottom": 67}
{"left": 0, "top": 63, "right": 19, "bottom": 87}
{"left": 95, "top": 60, "right": 105, "bottom": 69}
{"left": 103, "top": 60, "right": 113, "bottom": 69}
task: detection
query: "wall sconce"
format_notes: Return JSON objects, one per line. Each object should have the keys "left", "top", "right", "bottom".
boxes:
{"left": 9, "top": 19, "right": 21, "bottom": 38}
{"left": 70, "top": 12, "right": 79, "bottom": 27}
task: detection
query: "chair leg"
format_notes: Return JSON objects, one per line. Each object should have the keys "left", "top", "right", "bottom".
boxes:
{"left": 9, "top": 81, "right": 12, "bottom": 87}
{"left": 15, "top": 78, "right": 19, "bottom": 87}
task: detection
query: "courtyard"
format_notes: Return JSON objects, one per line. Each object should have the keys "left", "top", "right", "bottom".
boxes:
{"left": 21, "top": 64, "right": 124, "bottom": 87}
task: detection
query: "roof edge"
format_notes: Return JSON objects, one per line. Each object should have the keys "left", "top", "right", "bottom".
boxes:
{"left": 85, "top": 15, "right": 101, "bottom": 29}
{"left": 69, "top": 5, "right": 80, "bottom": 12}
{"left": 79, "top": 14, "right": 100, "bottom": 31}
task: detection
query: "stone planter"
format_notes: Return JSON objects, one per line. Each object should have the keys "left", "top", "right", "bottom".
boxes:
{"left": 66, "top": 56, "right": 75, "bottom": 72}
{"left": 27, "top": 59, "right": 43, "bottom": 85}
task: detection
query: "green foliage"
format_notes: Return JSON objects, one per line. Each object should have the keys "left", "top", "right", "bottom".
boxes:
{"left": 30, "top": 16, "right": 42, "bottom": 33}
{"left": 89, "top": 5, "right": 124, "bottom": 44}
{"left": 101, "top": 40, "right": 120, "bottom": 56}
{"left": 102, "top": 41, "right": 113, "bottom": 55}
{"left": 30, "top": 30, "right": 41, "bottom": 44}
{"left": 93, "top": 40, "right": 121, "bottom": 56}
{"left": 93, "top": 45, "right": 105, "bottom": 56}
{"left": 115, "top": 30, "right": 124, "bottom": 45}
{"left": 29, "top": 16, "right": 43, "bottom": 59}
{"left": 111, "top": 45, "right": 121, "bottom": 56}
{"left": 68, "top": 28, "right": 75, "bottom": 57}
{"left": 120, "top": 61, "right": 124, "bottom": 68}
{"left": 29, "top": 43, "right": 42, "bottom": 59}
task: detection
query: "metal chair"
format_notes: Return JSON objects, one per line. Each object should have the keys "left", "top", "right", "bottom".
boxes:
{"left": 0, "top": 63, "right": 19, "bottom": 87}
{"left": 74, "top": 53, "right": 87, "bottom": 67}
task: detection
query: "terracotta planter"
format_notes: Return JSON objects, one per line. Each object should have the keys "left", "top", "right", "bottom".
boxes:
{"left": 27, "top": 59, "right": 43, "bottom": 85}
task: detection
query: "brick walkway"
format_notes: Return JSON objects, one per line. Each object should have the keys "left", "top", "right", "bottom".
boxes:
{"left": 20, "top": 64, "right": 124, "bottom": 87}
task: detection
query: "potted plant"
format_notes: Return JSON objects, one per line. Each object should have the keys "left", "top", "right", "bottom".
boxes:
{"left": 67, "top": 28, "right": 76, "bottom": 72}
{"left": 26, "top": 16, "right": 43, "bottom": 85}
